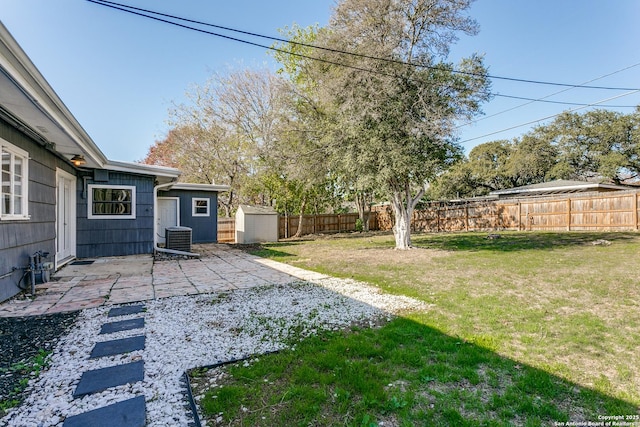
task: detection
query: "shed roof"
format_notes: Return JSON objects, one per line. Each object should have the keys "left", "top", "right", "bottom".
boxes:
{"left": 238, "top": 205, "right": 278, "bottom": 215}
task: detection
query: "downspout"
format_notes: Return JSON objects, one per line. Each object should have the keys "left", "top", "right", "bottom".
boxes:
{"left": 153, "top": 181, "right": 200, "bottom": 257}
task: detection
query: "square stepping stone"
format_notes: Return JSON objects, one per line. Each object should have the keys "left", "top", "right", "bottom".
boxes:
{"left": 63, "top": 395, "right": 146, "bottom": 427}
{"left": 100, "top": 318, "right": 145, "bottom": 334}
{"left": 108, "top": 304, "right": 145, "bottom": 317}
{"left": 73, "top": 360, "right": 144, "bottom": 398}
{"left": 90, "top": 336, "right": 145, "bottom": 359}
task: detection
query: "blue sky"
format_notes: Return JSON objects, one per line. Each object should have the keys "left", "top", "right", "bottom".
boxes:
{"left": 2, "top": 0, "right": 640, "bottom": 162}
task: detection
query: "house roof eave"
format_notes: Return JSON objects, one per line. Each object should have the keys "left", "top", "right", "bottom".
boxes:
{"left": 0, "top": 22, "right": 107, "bottom": 168}
{"left": 104, "top": 160, "right": 181, "bottom": 184}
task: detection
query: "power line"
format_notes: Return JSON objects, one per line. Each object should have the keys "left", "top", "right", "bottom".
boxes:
{"left": 86, "top": 0, "right": 504, "bottom": 103}
{"left": 84, "top": 0, "right": 401, "bottom": 80}
{"left": 87, "top": 0, "right": 640, "bottom": 136}
{"left": 459, "top": 89, "right": 640, "bottom": 144}
{"left": 458, "top": 62, "right": 640, "bottom": 128}
{"left": 493, "top": 93, "right": 636, "bottom": 107}
{"left": 89, "top": 0, "right": 640, "bottom": 92}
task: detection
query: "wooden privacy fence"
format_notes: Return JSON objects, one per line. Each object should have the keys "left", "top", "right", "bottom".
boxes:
{"left": 279, "top": 213, "right": 378, "bottom": 238}
{"left": 219, "top": 191, "right": 639, "bottom": 242}
{"left": 217, "top": 218, "right": 236, "bottom": 243}
{"left": 217, "top": 213, "right": 376, "bottom": 242}
{"left": 375, "top": 190, "right": 640, "bottom": 233}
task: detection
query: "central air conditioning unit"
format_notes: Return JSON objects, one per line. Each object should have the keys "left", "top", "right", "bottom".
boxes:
{"left": 165, "top": 226, "right": 192, "bottom": 252}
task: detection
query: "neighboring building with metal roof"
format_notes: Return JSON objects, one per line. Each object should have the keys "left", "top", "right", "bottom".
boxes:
{"left": 489, "top": 180, "right": 632, "bottom": 199}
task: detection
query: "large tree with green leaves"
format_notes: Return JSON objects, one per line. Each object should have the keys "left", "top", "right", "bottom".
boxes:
{"left": 430, "top": 108, "right": 640, "bottom": 200}
{"left": 273, "top": 23, "right": 382, "bottom": 231}
{"left": 429, "top": 137, "right": 558, "bottom": 199}
{"left": 546, "top": 109, "right": 640, "bottom": 183}
{"left": 309, "top": 0, "right": 491, "bottom": 249}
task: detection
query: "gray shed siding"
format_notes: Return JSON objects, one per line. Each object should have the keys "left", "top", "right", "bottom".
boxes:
{"left": 0, "top": 119, "right": 73, "bottom": 302}
{"left": 159, "top": 189, "right": 218, "bottom": 243}
{"left": 76, "top": 171, "right": 155, "bottom": 258}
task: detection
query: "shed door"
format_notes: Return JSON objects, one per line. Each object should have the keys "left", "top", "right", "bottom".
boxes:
{"left": 56, "top": 169, "right": 76, "bottom": 267}
{"left": 157, "top": 197, "right": 179, "bottom": 245}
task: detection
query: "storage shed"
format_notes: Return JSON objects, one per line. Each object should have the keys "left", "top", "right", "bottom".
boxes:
{"left": 235, "top": 205, "right": 279, "bottom": 244}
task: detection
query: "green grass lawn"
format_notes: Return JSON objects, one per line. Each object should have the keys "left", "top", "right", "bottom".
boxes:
{"left": 194, "top": 231, "right": 640, "bottom": 426}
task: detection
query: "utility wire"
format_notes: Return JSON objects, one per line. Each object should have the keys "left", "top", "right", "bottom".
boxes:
{"left": 89, "top": 0, "right": 640, "bottom": 92}
{"left": 87, "top": 0, "right": 639, "bottom": 109}
{"left": 493, "top": 94, "right": 636, "bottom": 107}
{"left": 459, "top": 89, "right": 640, "bottom": 144}
{"left": 87, "top": 0, "right": 505, "bottom": 104}
{"left": 457, "top": 62, "right": 640, "bottom": 128}
{"left": 85, "top": 0, "right": 402, "bottom": 80}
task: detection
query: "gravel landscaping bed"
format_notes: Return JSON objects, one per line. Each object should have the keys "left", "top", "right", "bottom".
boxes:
{"left": 1, "top": 278, "right": 427, "bottom": 426}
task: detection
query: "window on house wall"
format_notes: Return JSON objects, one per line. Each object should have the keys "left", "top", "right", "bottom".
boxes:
{"left": 192, "top": 198, "right": 210, "bottom": 217}
{"left": 88, "top": 184, "right": 136, "bottom": 219}
{"left": 1, "top": 139, "right": 29, "bottom": 220}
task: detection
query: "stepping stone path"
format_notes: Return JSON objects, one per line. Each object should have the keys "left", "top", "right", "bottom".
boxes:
{"left": 73, "top": 361, "right": 145, "bottom": 397}
{"left": 107, "top": 305, "right": 146, "bottom": 317}
{"left": 63, "top": 396, "right": 146, "bottom": 427}
{"left": 64, "top": 304, "right": 147, "bottom": 427}
{"left": 89, "top": 336, "right": 145, "bottom": 359}
{"left": 100, "top": 318, "right": 145, "bottom": 334}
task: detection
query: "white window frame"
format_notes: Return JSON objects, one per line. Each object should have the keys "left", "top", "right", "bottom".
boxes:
{"left": 1, "top": 138, "right": 29, "bottom": 221}
{"left": 192, "top": 197, "right": 210, "bottom": 217}
{"left": 88, "top": 184, "right": 136, "bottom": 219}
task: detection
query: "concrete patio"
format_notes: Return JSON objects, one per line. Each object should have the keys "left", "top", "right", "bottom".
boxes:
{"left": 0, "top": 244, "right": 327, "bottom": 317}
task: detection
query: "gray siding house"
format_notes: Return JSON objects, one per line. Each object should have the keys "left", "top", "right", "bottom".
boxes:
{"left": 0, "top": 23, "right": 227, "bottom": 302}
{"left": 157, "top": 184, "right": 222, "bottom": 244}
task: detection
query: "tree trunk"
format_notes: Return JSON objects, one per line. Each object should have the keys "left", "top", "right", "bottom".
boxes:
{"left": 355, "top": 191, "right": 371, "bottom": 232}
{"left": 391, "top": 197, "right": 412, "bottom": 249}
{"left": 284, "top": 210, "right": 289, "bottom": 239}
{"left": 293, "top": 197, "right": 307, "bottom": 238}
{"left": 221, "top": 189, "right": 235, "bottom": 218}
{"left": 390, "top": 183, "right": 425, "bottom": 250}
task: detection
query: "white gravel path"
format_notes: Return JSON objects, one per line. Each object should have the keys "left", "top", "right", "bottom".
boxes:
{"left": 1, "top": 277, "right": 428, "bottom": 427}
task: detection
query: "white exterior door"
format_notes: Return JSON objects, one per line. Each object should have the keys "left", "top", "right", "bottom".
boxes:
{"left": 56, "top": 169, "right": 76, "bottom": 267}
{"left": 157, "top": 197, "right": 179, "bottom": 245}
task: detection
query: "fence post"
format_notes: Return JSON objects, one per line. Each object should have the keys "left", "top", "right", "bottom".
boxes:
{"left": 517, "top": 202, "right": 522, "bottom": 231}
{"left": 566, "top": 199, "right": 571, "bottom": 231}
{"left": 465, "top": 203, "right": 469, "bottom": 232}
{"left": 634, "top": 193, "right": 639, "bottom": 231}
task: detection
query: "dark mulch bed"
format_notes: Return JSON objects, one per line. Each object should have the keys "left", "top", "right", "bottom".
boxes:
{"left": 0, "top": 311, "right": 78, "bottom": 416}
